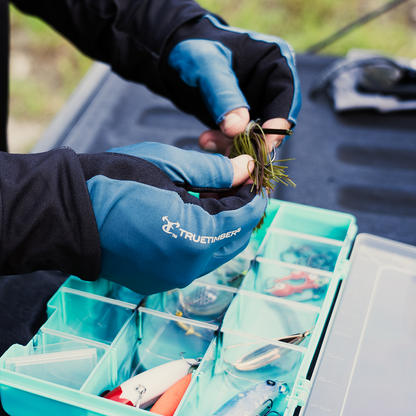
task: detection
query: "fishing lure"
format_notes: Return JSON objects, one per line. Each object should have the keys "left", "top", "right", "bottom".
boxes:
{"left": 267, "top": 271, "right": 329, "bottom": 298}
{"left": 150, "top": 373, "right": 192, "bottom": 416}
{"left": 213, "top": 380, "right": 289, "bottom": 416}
{"left": 103, "top": 357, "right": 199, "bottom": 409}
{"left": 280, "top": 245, "right": 337, "bottom": 271}
{"left": 226, "top": 327, "right": 314, "bottom": 371}
{"left": 179, "top": 286, "right": 234, "bottom": 317}
{"left": 230, "top": 120, "right": 295, "bottom": 231}
{"left": 211, "top": 243, "right": 254, "bottom": 287}
{"left": 226, "top": 271, "right": 247, "bottom": 289}
{"left": 174, "top": 310, "right": 204, "bottom": 338}
{"left": 230, "top": 121, "right": 295, "bottom": 195}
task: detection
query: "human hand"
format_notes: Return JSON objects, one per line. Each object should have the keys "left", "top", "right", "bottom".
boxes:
{"left": 162, "top": 15, "right": 301, "bottom": 154}
{"left": 199, "top": 116, "right": 293, "bottom": 155}
{"left": 78, "top": 142, "right": 266, "bottom": 295}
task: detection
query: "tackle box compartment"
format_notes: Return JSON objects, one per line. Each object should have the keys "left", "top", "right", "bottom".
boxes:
{"left": 2, "top": 196, "right": 393, "bottom": 416}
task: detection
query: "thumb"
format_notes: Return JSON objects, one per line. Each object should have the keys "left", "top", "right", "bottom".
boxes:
{"left": 231, "top": 154, "right": 255, "bottom": 187}
{"left": 220, "top": 108, "right": 250, "bottom": 138}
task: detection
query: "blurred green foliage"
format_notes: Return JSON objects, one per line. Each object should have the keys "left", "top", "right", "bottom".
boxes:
{"left": 7, "top": 1, "right": 416, "bottom": 151}
{"left": 9, "top": 5, "right": 92, "bottom": 123}
{"left": 199, "top": 0, "right": 416, "bottom": 57}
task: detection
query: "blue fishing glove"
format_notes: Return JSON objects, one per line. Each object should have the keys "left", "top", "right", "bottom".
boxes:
{"left": 161, "top": 14, "right": 301, "bottom": 143}
{"left": 78, "top": 142, "right": 267, "bottom": 295}
{"left": 13, "top": 0, "right": 300, "bottom": 142}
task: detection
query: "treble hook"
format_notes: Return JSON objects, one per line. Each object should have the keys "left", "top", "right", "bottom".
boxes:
{"left": 255, "top": 398, "right": 282, "bottom": 416}
{"left": 180, "top": 352, "right": 202, "bottom": 372}
{"left": 255, "top": 398, "right": 273, "bottom": 416}
{"left": 134, "top": 384, "right": 146, "bottom": 408}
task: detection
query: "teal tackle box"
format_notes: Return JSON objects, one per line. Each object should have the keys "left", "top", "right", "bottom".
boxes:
{"left": 0, "top": 198, "right": 359, "bottom": 416}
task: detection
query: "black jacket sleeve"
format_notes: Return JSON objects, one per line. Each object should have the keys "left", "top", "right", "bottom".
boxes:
{"left": 0, "top": 148, "right": 101, "bottom": 280}
{"left": 11, "top": 0, "right": 209, "bottom": 103}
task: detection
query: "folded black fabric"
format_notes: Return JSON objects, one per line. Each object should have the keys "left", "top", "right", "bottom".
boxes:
{"left": 309, "top": 51, "right": 416, "bottom": 113}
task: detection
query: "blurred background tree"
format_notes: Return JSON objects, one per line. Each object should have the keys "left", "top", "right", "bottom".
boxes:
{"left": 8, "top": 0, "right": 416, "bottom": 152}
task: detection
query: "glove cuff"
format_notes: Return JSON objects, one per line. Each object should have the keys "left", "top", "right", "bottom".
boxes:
{"left": 0, "top": 148, "right": 101, "bottom": 281}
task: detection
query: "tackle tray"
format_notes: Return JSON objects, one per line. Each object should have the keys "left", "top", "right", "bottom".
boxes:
{"left": 0, "top": 198, "right": 362, "bottom": 415}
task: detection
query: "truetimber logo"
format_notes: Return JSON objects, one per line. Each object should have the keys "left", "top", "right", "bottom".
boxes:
{"left": 162, "top": 216, "right": 241, "bottom": 244}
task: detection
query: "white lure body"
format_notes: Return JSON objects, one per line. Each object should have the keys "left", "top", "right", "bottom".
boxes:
{"left": 104, "top": 358, "right": 198, "bottom": 408}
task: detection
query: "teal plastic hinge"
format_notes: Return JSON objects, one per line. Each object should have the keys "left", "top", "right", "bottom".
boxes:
{"left": 292, "top": 378, "right": 312, "bottom": 407}
{"left": 338, "top": 258, "right": 351, "bottom": 281}
{"left": 285, "top": 377, "right": 312, "bottom": 415}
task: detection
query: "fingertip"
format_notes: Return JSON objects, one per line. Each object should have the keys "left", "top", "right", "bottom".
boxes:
{"left": 231, "top": 154, "right": 255, "bottom": 187}
{"left": 198, "top": 132, "right": 217, "bottom": 152}
{"left": 219, "top": 108, "right": 250, "bottom": 138}
{"left": 262, "top": 118, "right": 292, "bottom": 152}
{"left": 198, "top": 130, "right": 233, "bottom": 155}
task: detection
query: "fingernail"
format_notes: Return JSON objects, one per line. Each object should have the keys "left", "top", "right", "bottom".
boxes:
{"left": 221, "top": 113, "right": 242, "bottom": 133}
{"left": 204, "top": 141, "right": 217, "bottom": 152}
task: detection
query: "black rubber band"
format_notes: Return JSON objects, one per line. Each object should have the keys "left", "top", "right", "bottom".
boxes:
{"left": 253, "top": 127, "right": 293, "bottom": 136}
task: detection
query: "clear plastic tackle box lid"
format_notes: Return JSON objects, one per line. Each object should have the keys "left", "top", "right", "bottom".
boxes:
{"left": 304, "top": 233, "right": 416, "bottom": 416}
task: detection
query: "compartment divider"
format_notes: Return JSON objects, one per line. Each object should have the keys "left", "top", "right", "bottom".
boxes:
{"left": 267, "top": 201, "right": 287, "bottom": 226}
{"left": 220, "top": 328, "right": 307, "bottom": 354}
{"left": 61, "top": 288, "right": 137, "bottom": 310}
{"left": 41, "top": 328, "right": 110, "bottom": 350}
{"left": 237, "top": 290, "right": 321, "bottom": 314}
{"left": 80, "top": 312, "right": 138, "bottom": 394}
{"left": 268, "top": 202, "right": 355, "bottom": 241}
{"left": 192, "top": 279, "right": 238, "bottom": 293}
{"left": 256, "top": 215, "right": 278, "bottom": 258}
{"left": 268, "top": 228, "right": 345, "bottom": 247}
{"left": 138, "top": 307, "right": 219, "bottom": 331}
{"left": 256, "top": 257, "right": 334, "bottom": 278}
{"left": 80, "top": 348, "right": 118, "bottom": 394}
{"left": 174, "top": 341, "right": 218, "bottom": 416}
